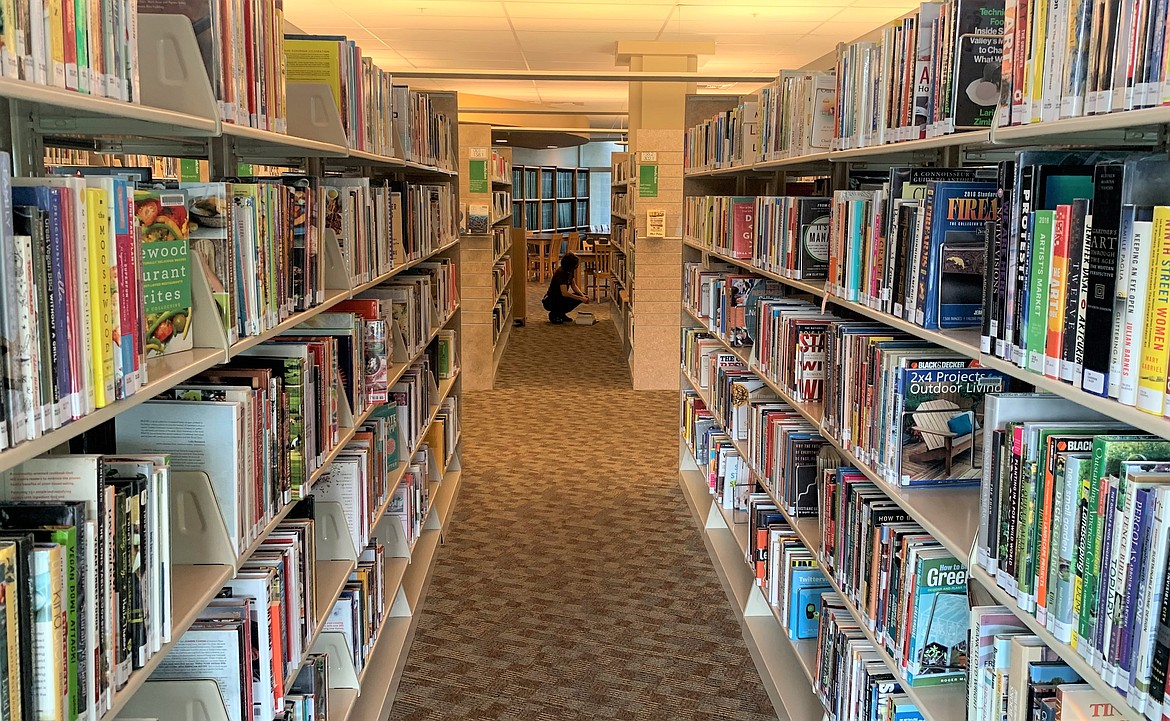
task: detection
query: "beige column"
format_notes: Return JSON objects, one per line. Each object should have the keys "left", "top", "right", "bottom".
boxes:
{"left": 616, "top": 42, "right": 712, "bottom": 390}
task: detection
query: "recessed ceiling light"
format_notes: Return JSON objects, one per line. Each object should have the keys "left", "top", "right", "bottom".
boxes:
{"left": 496, "top": 139, "right": 508, "bottom": 143}
{"left": 547, "top": 145, "right": 557, "bottom": 148}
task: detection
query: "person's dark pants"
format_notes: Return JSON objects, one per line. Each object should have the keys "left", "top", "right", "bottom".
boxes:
{"left": 543, "top": 295, "right": 581, "bottom": 320}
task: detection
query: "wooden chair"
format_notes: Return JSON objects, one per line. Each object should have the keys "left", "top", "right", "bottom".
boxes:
{"left": 908, "top": 400, "right": 976, "bottom": 475}
{"left": 585, "top": 244, "right": 614, "bottom": 302}
{"left": 526, "top": 233, "right": 554, "bottom": 282}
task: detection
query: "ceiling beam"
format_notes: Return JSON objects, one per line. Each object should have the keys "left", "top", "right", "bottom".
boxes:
{"left": 388, "top": 69, "right": 775, "bottom": 82}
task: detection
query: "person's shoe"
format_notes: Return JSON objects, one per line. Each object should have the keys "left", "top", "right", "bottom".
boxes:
{"left": 549, "top": 314, "right": 567, "bottom": 324}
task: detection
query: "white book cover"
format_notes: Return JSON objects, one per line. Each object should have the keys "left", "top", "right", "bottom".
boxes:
{"left": 115, "top": 401, "right": 245, "bottom": 556}
{"left": 152, "top": 627, "right": 246, "bottom": 721}
{"left": 225, "top": 572, "right": 279, "bottom": 721}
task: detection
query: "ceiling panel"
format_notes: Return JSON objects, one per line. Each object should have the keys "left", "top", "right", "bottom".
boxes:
{"left": 503, "top": 2, "right": 675, "bottom": 20}
{"left": 281, "top": 0, "right": 925, "bottom": 127}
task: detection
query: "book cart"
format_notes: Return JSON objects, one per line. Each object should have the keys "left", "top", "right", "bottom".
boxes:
{"left": 677, "top": 81, "right": 1170, "bottom": 721}
{"left": 0, "top": 14, "right": 464, "bottom": 721}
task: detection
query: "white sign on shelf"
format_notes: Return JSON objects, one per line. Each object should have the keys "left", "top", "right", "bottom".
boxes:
{"left": 647, "top": 209, "right": 666, "bottom": 238}
{"left": 470, "top": 147, "right": 489, "bottom": 159}
{"left": 640, "top": 151, "right": 658, "bottom": 162}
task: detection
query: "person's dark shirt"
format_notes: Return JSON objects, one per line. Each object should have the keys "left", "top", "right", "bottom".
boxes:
{"left": 547, "top": 268, "right": 572, "bottom": 299}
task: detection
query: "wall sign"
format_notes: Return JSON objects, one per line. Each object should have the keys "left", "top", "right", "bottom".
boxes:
{"left": 638, "top": 163, "right": 658, "bottom": 198}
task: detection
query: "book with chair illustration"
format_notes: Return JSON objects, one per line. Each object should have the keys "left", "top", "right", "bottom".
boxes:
{"left": 891, "top": 366, "right": 1009, "bottom": 486}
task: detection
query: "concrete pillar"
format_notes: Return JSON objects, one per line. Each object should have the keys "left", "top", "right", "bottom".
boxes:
{"left": 615, "top": 41, "right": 712, "bottom": 390}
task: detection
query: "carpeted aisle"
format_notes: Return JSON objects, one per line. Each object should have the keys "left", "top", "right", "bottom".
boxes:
{"left": 387, "top": 286, "right": 778, "bottom": 721}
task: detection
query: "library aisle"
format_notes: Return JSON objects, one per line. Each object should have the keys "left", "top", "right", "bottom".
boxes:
{"left": 389, "top": 287, "right": 775, "bottom": 720}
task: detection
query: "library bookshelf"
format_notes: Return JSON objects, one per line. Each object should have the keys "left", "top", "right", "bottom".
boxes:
{"left": 513, "top": 163, "right": 592, "bottom": 233}
{"left": 678, "top": 84, "right": 1170, "bottom": 721}
{"left": 610, "top": 151, "right": 634, "bottom": 360}
{"left": 0, "top": 14, "right": 465, "bottom": 721}
{"left": 459, "top": 128, "right": 516, "bottom": 390}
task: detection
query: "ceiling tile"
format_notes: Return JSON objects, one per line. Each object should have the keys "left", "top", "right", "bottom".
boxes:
{"left": 509, "top": 16, "right": 666, "bottom": 32}
{"left": 504, "top": 2, "right": 674, "bottom": 20}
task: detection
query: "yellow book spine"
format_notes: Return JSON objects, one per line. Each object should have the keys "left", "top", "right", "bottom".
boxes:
{"left": 1027, "top": 0, "right": 1048, "bottom": 123}
{"left": 46, "top": 0, "right": 65, "bottom": 87}
{"left": 86, "top": 187, "right": 114, "bottom": 408}
{"left": 0, "top": 544, "right": 20, "bottom": 719}
{"left": 1138, "top": 206, "right": 1170, "bottom": 413}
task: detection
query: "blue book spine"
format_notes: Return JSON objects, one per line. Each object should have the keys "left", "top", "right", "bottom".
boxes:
{"left": 1118, "top": 486, "right": 1152, "bottom": 686}
{"left": 922, "top": 182, "right": 998, "bottom": 329}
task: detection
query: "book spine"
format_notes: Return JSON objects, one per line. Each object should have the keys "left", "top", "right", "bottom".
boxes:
{"left": 1027, "top": 209, "right": 1054, "bottom": 373}
{"left": 85, "top": 188, "right": 114, "bottom": 408}
{"left": 1045, "top": 205, "right": 1071, "bottom": 377}
{"left": 1121, "top": 206, "right": 1153, "bottom": 406}
{"left": 1138, "top": 207, "right": 1170, "bottom": 414}
{"left": 1083, "top": 164, "right": 1125, "bottom": 395}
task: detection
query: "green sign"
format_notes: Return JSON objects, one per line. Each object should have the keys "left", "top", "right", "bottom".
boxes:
{"left": 179, "top": 159, "right": 202, "bottom": 182}
{"left": 237, "top": 162, "right": 253, "bottom": 176}
{"left": 469, "top": 158, "right": 489, "bottom": 194}
{"left": 638, "top": 163, "right": 659, "bottom": 198}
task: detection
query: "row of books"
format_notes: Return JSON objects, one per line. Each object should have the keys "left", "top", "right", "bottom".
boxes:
{"left": 492, "top": 290, "right": 510, "bottom": 344}
{"left": 493, "top": 258, "right": 512, "bottom": 297}
{"left": 0, "top": 0, "right": 142, "bottom": 102}
{"left": 145, "top": 0, "right": 286, "bottom": 131}
{"left": 680, "top": 333, "right": 829, "bottom": 515}
{"left": 682, "top": 98, "right": 760, "bottom": 171}
{"left": 820, "top": 463, "right": 967, "bottom": 687}
{"left": 684, "top": 0, "right": 1005, "bottom": 170}
{"left": 757, "top": 72, "right": 836, "bottom": 163}
{"left": 491, "top": 190, "right": 511, "bottom": 223}
{"left": 684, "top": 266, "right": 1014, "bottom": 487}
{"left": 979, "top": 153, "right": 1170, "bottom": 420}
{"left": 154, "top": 513, "right": 319, "bottom": 721}
{"left": 489, "top": 151, "right": 510, "bottom": 185}
{"left": 816, "top": 595, "right": 925, "bottom": 720}
{"left": 975, "top": 393, "right": 1170, "bottom": 719}
{"left": 492, "top": 226, "right": 509, "bottom": 260}
{"left": 835, "top": 0, "right": 1003, "bottom": 149}
{"left": 324, "top": 533, "right": 391, "bottom": 682}
{"left": 0, "top": 453, "right": 172, "bottom": 721}
{"left": 997, "top": 0, "right": 1170, "bottom": 126}
{"left": 967, "top": 609, "right": 1127, "bottom": 721}
{"left": 612, "top": 192, "right": 629, "bottom": 219}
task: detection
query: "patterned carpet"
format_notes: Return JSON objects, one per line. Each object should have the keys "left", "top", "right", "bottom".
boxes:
{"left": 387, "top": 285, "right": 778, "bottom": 721}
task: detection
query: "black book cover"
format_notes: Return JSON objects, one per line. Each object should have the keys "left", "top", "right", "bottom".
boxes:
{"left": 990, "top": 159, "right": 1014, "bottom": 356}
{"left": 980, "top": 220, "right": 997, "bottom": 345}
{"left": 893, "top": 202, "right": 919, "bottom": 318}
{"left": 0, "top": 533, "right": 36, "bottom": 716}
{"left": 1149, "top": 543, "right": 1170, "bottom": 704}
{"left": 1082, "top": 163, "right": 1125, "bottom": 395}
{"left": 949, "top": 0, "right": 1005, "bottom": 127}
{"left": 796, "top": 198, "right": 831, "bottom": 280}
{"left": 0, "top": 501, "right": 88, "bottom": 715}
{"left": 1061, "top": 198, "right": 1091, "bottom": 379}
{"left": 1012, "top": 165, "right": 1036, "bottom": 356}
{"left": 105, "top": 473, "right": 148, "bottom": 669}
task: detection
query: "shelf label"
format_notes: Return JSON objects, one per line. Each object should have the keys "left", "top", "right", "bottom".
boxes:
{"left": 647, "top": 209, "right": 666, "bottom": 238}
{"left": 468, "top": 151, "right": 489, "bottom": 194}
{"left": 638, "top": 163, "right": 658, "bottom": 198}
{"left": 640, "top": 151, "right": 657, "bottom": 162}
